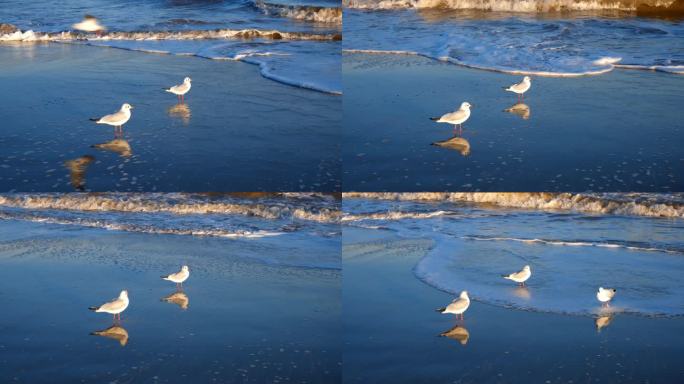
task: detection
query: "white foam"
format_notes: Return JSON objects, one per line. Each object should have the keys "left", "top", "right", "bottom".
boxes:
{"left": 345, "top": 0, "right": 671, "bottom": 11}
{"left": 343, "top": 193, "right": 684, "bottom": 218}
{"left": 254, "top": 0, "right": 342, "bottom": 24}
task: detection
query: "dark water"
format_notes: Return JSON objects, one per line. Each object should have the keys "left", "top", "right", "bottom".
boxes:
{"left": 343, "top": 227, "right": 684, "bottom": 383}
{"left": 0, "top": 44, "right": 340, "bottom": 191}
{"left": 0, "top": 220, "right": 341, "bottom": 383}
{"left": 343, "top": 54, "right": 684, "bottom": 191}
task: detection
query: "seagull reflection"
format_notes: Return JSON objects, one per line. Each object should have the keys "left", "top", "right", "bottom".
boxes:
{"left": 512, "top": 286, "right": 531, "bottom": 300}
{"left": 439, "top": 325, "right": 470, "bottom": 346}
{"left": 64, "top": 155, "right": 94, "bottom": 191}
{"left": 161, "top": 290, "right": 189, "bottom": 310}
{"left": 168, "top": 103, "right": 191, "bottom": 124}
{"left": 504, "top": 103, "right": 531, "bottom": 120}
{"left": 92, "top": 139, "right": 132, "bottom": 157}
{"left": 431, "top": 136, "right": 471, "bottom": 156}
{"left": 90, "top": 324, "right": 129, "bottom": 347}
{"left": 595, "top": 315, "right": 613, "bottom": 332}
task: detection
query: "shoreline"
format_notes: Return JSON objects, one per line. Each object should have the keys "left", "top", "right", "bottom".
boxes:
{"left": 343, "top": 226, "right": 684, "bottom": 383}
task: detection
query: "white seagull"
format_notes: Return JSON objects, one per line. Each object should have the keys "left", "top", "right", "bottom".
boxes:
{"left": 164, "top": 77, "right": 192, "bottom": 103}
{"left": 430, "top": 102, "right": 472, "bottom": 134}
{"left": 596, "top": 287, "right": 617, "bottom": 306}
{"left": 90, "top": 103, "right": 133, "bottom": 137}
{"left": 436, "top": 291, "right": 471, "bottom": 320}
{"left": 72, "top": 15, "right": 106, "bottom": 33}
{"left": 502, "top": 265, "right": 532, "bottom": 286}
{"left": 504, "top": 76, "right": 532, "bottom": 101}
{"left": 162, "top": 265, "right": 190, "bottom": 288}
{"left": 89, "top": 290, "right": 129, "bottom": 322}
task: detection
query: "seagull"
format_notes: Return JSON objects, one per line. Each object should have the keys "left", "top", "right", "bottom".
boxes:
{"left": 162, "top": 265, "right": 190, "bottom": 289}
{"left": 430, "top": 102, "right": 472, "bottom": 135}
{"left": 90, "top": 103, "right": 133, "bottom": 137}
{"left": 91, "top": 325, "right": 129, "bottom": 346}
{"left": 596, "top": 287, "right": 617, "bottom": 306}
{"left": 502, "top": 265, "right": 532, "bottom": 286}
{"left": 504, "top": 76, "right": 532, "bottom": 101}
{"left": 89, "top": 290, "right": 129, "bottom": 322}
{"left": 436, "top": 291, "right": 470, "bottom": 320}
{"left": 164, "top": 77, "right": 192, "bottom": 103}
{"left": 72, "top": 15, "right": 106, "bottom": 34}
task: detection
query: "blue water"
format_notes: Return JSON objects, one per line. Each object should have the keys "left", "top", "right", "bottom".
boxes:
{"left": 343, "top": 194, "right": 684, "bottom": 317}
{"left": 344, "top": 7, "right": 684, "bottom": 76}
{"left": 1, "top": 0, "right": 342, "bottom": 93}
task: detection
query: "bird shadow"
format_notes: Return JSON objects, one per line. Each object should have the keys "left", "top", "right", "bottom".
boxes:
{"left": 161, "top": 290, "right": 190, "bottom": 310}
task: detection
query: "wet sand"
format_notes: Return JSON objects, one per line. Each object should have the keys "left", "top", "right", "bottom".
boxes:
{"left": 342, "top": 53, "right": 684, "bottom": 191}
{"left": 343, "top": 226, "right": 684, "bottom": 383}
{"left": 0, "top": 220, "right": 341, "bottom": 383}
{"left": 0, "top": 43, "right": 340, "bottom": 192}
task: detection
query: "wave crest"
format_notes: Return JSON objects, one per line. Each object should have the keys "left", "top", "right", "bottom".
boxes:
{"left": 343, "top": 192, "right": 684, "bottom": 218}
{"left": 344, "top": 0, "right": 677, "bottom": 12}
{"left": 0, "top": 26, "right": 340, "bottom": 42}
{"left": 0, "top": 194, "right": 341, "bottom": 223}
{"left": 254, "top": 1, "right": 342, "bottom": 24}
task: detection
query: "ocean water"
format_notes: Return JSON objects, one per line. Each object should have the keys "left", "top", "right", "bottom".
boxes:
{"left": 343, "top": 193, "right": 684, "bottom": 317}
{"left": 0, "top": 192, "right": 341, "bottom": 382}
{"left": 0, "top": 0, "right": 342, "bottom": 93}
{"left": 344, "top": 2, "right": 684, "bottom": 76}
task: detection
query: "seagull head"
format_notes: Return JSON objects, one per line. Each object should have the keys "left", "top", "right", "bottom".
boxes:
{"left": 184, "top": 77, "right": 192, "bottom": 84}
{"left": 524, "top": 265, "right": 531, "bottom": 271}
{"left": 523, "top": 76, "right": 531, "bottom": 82}
{"left": 120, "top": 290, "right": 129, "bottom": 299}
{"left": 121, "top": 103, "right": 133, "bottom": 111}
{"left": 182, "top": 265, "right": 189, "bottom": 272}
{"left": 460, "top": 290, "right": 469, "bottom": 300}
{"left": 461, "top": 102, "right": 472, "bottom": 110}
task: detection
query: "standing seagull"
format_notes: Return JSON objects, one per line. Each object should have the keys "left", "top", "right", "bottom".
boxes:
{"left": 596, "top": 287, "right": 617, "bottom": 307}
{"left": 502, "top": 265, "right": 532, "bottom": 286}
{"left": 436, "top": 291, "right": 471, "bottom": 320}
{"left": 89, "top": 290, "right": 129, "bottom": 322}
{"left": 72, "top": 15, "right": 106, "bottom": 34}
{"left": 164, "top": 77, "right": 192, "bottom": 103}
{"left": 90, "top": 103, "right": 133, "bottom": 137}
{"left": 430, "top": 102, "right": 472, "bottom": 135}
{"left": 162, "top": 265, "right": 190, "bottom": 289}
{"left": 504, "top": 76, "right": 532, "bottom": 101}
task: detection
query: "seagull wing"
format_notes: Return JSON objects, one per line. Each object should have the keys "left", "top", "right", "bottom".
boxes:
{"left": 98, "top": 110, "right": 126, "bottom": 124}
{"left": 440, "top": 109, "right": 466, "bottom": 122}
{"left": 98, "top": 297, "right": 126, "bottom": 312}
{"left": 446, "top": 298, "right": 468, "bottom": 312}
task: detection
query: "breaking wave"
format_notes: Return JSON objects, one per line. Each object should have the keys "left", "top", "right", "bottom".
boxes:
{"left": 343, "top": 193, "right": 684, "bottom": 218}
{"left": 254, "top": 0, "right": 342, "bottom": 24}
{"left": 344, "top": 0, "right": 679, "bottom": 12}
{"left": 462, "top": 235, "right": 682, "bottom": 254}
{"left": 0, "top": 27, "right": 340, "bottom": 42}
{"left": 0, "top": 193, "right": 341, "bottom": 223}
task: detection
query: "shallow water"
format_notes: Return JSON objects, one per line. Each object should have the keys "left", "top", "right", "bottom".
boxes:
{"left": 343, "top": 194, "right": 684, "bottom": 316}
{"left": 344, "top": 7, "right": 684, "bottom": 75}
{"left": 343, "top": 226, "right": 684, "bottom": 383}
{"left": 0, "top": 195, "right": 341, "bottom": 383}
{"left": 1, "top": 0, "right": 342, "bottom": 93}
{"left": 343, "top": 54, "right": 684, "bottom": 191}
{"left": 0, "top": 44, "right": 341, "bottom": 192}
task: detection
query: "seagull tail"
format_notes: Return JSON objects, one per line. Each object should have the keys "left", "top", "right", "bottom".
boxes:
{"left": 502, "top": 274, "right": 511, "bottom": 279}
{"left": 88, "top": 306, "right": 99, "bottom": 311}
{"left": 161, "top": 275, "right": 169, "bottom": 280}
{"left": 89, "top": 118, "right": 99, "bottom": 122}
{"left": 429, "top": 117, "right": 440, "bottom": 121}
{"left": 435, "top": 307, "right": 446, "bottom": 313}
